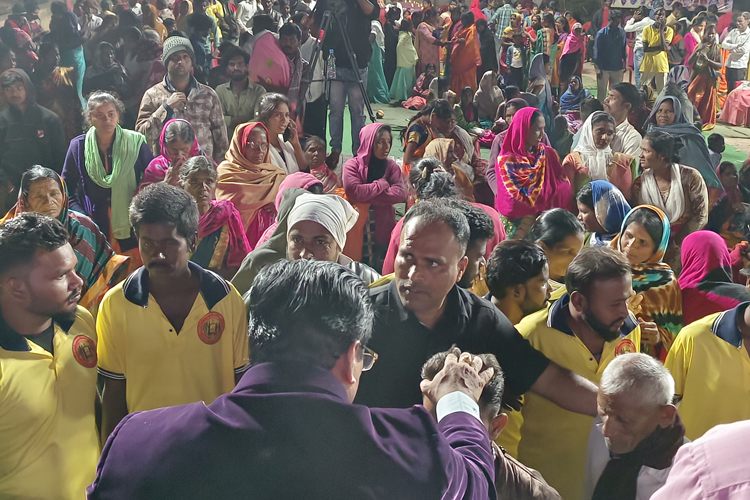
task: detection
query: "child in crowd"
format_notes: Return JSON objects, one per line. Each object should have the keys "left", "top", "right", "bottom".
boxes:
{"left": 507, "top": 32, "right": 528, "bottom": 88}
{"left": 390, "top": 18, "right": 418, "bottom": 102}
{"left": 304, "top": 136, "right": 341, "bottom": 194}
{"left": 708, "top": 133, "right": 725, "bottom": 169}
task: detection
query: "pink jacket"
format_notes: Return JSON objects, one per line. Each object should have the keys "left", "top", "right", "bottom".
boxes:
{"left": 343, "top": 123, "right": 406, "bottom": 245}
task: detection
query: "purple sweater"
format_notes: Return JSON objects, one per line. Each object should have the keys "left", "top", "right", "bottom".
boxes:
{"left": 87, "top": 362, "right": 495, "bottom": 500}
{"left": 61, "top": 133, "right": 153, "bottom": 242}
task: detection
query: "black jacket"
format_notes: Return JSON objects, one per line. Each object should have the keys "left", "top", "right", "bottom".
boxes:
{"left": 0, "top": 68, "right": 67, "bottom": 203}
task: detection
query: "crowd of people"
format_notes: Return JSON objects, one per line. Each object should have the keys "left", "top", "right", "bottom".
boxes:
{"left": 3, "top": 0, "right": 750, "bottom": 498}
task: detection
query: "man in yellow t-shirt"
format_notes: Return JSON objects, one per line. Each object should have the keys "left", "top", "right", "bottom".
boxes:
{"left": 0, "top": 213, "right": 99, "bottom": 500}
{"left": 640, "top": 7, "right": 673, "bottom": 93}
{"left": 665, "top": 302, "right": 750, "bottom": 441}
{"left": 98, "top": 184, "right": 250, "bottom": 442}
{"left": 500, "top": 246, "right": 642, "bottom": 500}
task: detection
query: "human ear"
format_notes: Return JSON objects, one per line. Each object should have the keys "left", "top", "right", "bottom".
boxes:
{"left": 489, "top": 412, "right": 508, "bottom": 441}
{"left": 455, "top": 255, "right": 469, "bottom": 284}
{"left": 570, "top": 290, "right": 587, "bottom": 314}
{"left": 658, "top": 404, "right": 677, "bottom": 428}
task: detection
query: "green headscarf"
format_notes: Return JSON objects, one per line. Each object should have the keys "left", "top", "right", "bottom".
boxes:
{"left": 84, "top": 124, "right": 145, "bottom": 239}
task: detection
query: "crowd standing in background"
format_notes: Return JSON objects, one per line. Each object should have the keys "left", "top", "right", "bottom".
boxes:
{"left": 3, "top": 0, "right": 750, "bottom": 498}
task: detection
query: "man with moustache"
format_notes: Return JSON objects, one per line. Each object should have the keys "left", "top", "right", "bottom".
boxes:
{"left": 97, "top": 183, "right": 249, "bottom": 442}
{"left": 0, "top": 213, "right": 100, "bottom": 499}
{"left": 507, "top": 246, "right": 642, "bottom": 500}
{"left": 215, "top": 45, "right": 266, "bottom": 137}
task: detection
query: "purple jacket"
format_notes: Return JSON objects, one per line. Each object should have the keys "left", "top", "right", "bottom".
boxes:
{"left": 87, "top": 361, "right": 495, "bottom": 500}
{"left": 61, "top": 133, "right": 153, "bottom": 242}
{"left": 343, "top": 123, "right": 406, "bottom": 246}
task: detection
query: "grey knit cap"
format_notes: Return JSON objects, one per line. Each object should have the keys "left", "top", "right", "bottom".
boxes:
{"left": 162, "top": 36, "right": 195, "bottom": 65}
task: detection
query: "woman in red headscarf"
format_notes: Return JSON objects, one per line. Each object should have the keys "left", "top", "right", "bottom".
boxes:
{"left": 679, "top": 230, "right": 750, "bottom": 325}
{"left": 138, "top": 118, "right": 205, "bottom": 192}
{"left": 494, "top": 106, "right": 572, "bottom": 239}
{"left": 215, "top": 122, "right": 287, "bottom": 248}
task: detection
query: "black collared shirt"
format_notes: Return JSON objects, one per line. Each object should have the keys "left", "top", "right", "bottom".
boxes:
{"left": 355, "top": 280, "right": 550, "bottom": 408}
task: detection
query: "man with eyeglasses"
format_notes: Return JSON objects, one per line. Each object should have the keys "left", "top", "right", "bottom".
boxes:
{"left": 88, "top": 259, "right": 499, "bottom": 499}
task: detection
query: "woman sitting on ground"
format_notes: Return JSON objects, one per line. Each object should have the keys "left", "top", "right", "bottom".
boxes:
{"left": 644, "top": 94, "right": 721, "bottom": 202}
{"left": 679, "top": 230, "right": 750, "bottom": 325}
{"left": 708, "top": 161, "right": 750, "bottom": 248}
{"left": 495, "top": 107, "right": 572, "bottom": 239}
{"left": 402, "top": 99, "right": 455, "bottom": 169}
{"left": 216, "top": 121, "right": 286, "bottom": 248}
{"left": 562, "top": 111, "right": 636, "bottom": 199}
{"left": 575, "top": 181, "right": 631, "bottom": 247}
{"left": 179, "top": 156, "right": 251, "bottom": 279}
{"left": 343, "top": 123, "right": 406, "bottom": 270}
{"left": 612, "top": 204, "right": 682, "bottom": 360}
{"left": 632, "top": 131, "right": 709, "bottom": 272}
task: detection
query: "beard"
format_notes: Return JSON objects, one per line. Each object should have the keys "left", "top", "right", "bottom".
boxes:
{"left": 582, "top": 307, "right": 623, "bottom": 343}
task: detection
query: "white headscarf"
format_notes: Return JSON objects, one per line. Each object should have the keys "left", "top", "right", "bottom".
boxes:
{"left": 639, "top": 163, "right": 685, "bottom": 222}
{"left": 573, "top": 111, "right": 615, "bottom": 182}
{"left": 287, "top": 193, "right": 359, "bottom": 250}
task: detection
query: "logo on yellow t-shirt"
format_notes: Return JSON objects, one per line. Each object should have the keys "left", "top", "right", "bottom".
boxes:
{"left": 615, "top": 338, "right": 637, "bottom": 356}
{"left": 72, "top": 335, "right": 97, "bottom": 368}
{"left": 198, "top": 312, "right": 225, "bottom": 345}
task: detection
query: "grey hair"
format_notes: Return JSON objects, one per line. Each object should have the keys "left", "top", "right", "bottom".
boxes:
{"left": 179, "top": 155, "right": 216, "bottom": 184}
{"left": 164, "top": 120, "right": 195, "bottom": 146}
{"left": 600, "top": 353, "right": 675, "bottom": 408}
{"left": 84, "top": 91, "right": 125, "bottom": 127}
{"left": 257, "top": 92, "right": 291, "bottom": 124}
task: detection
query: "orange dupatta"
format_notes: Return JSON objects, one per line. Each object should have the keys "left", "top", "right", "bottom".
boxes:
{"left": 450, "top": 24, "right": 480, "bottom": 93}
{"left": 215, "top": 122, "right": 286, "bottom": 234}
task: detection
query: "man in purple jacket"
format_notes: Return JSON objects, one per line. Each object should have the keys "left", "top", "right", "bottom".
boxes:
{"left": 87, "top": 259, "right": 498, "bottom": 500}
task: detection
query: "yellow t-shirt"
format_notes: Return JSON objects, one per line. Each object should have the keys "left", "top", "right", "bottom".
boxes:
{"left": 665, "top": 305, "right": 750, "bottom": 441}
{"left": 0, "top": 307, "right": 100, "bottom": 500}
{"left": 97, "top": 265, "right": 250, "bottom": 413}
{"left": 640, "top": 25, "right": 674, "bottom": 74}
{"left": 502, "top": 294, "right": 641, "bottom": 500}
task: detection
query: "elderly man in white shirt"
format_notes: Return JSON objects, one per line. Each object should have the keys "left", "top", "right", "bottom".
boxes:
{"left": 603, "top": 81, "right": 642, "bottom": 159}
{"left": 624, "top": 6, "right": 654, "bottom": 89}
{"left": 584, "top": 353, "right": 688, "bottom": 500}
{"left": 722, "top": 11, "right": 750, "bottom": 93}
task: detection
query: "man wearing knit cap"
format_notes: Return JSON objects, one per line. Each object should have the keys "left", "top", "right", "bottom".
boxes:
{"left": 136, "top": 36, "right": 229, "bottom": 163}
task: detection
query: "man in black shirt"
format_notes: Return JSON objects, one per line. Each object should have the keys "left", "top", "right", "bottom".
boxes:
{"left": 356, "top": 200, "right": 598, "bottom": 416}
{"left": 313, "top": 0, "right": 379, "bottom": 164}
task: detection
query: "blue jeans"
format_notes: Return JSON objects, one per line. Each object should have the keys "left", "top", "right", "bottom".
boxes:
{"left": 329, "top": 65, "right": 368, "bottom": 155}
{"left": 634, "top": 48, "right": 644, "bottom": 89}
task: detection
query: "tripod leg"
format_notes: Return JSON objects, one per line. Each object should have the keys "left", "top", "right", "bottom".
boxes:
{"left": 333, "top": 11, "right": 377, "bottom": 123}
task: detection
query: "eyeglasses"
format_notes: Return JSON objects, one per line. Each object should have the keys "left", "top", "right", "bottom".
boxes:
{"left": 246, "top": 141, "right": 269, "bottom": 153}
{"left": 362, "top": 345, "right": 379, "bottom": 372}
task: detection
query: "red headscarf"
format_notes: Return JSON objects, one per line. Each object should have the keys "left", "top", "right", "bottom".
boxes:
{"left": 679, "top": 231, "right": 750, "bottom": 325}
{"left": 495, "top": 107, "right": 572, "bottom": 218}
